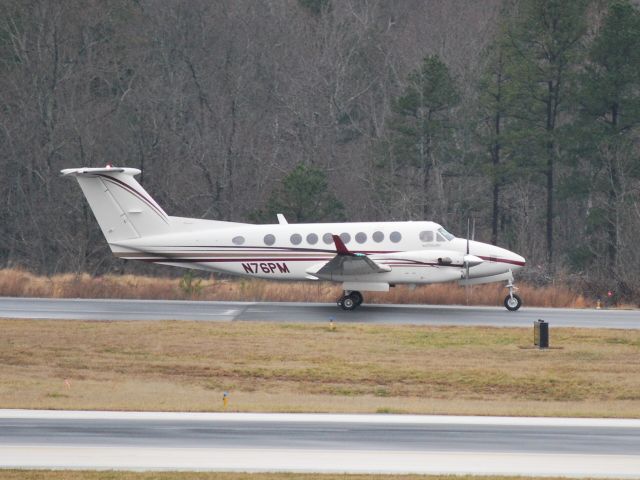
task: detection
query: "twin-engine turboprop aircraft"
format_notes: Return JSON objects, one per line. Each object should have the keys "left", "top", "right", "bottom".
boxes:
{"left": 62, "top": 166, "right": 526, "bottom": 311}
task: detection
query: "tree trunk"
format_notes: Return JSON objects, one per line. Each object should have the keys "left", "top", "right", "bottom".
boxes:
{"left": 606, "top": 103, "right": 620, "bottom": 273}
{"left": 545, "top": 80, "right": 555, "bottom": 267}
{"left": 491, "top": 101, "right": 501, "bottom": 246}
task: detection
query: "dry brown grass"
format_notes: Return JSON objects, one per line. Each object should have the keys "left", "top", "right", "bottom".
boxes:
{"left": 0, "top": 268, "right": 595, "bottom": 308}
{"left": 0, "top": 471, "right": 579, "bottom": 480}
{"left": 1, "top": 319, "right": 638, "bottom": 417}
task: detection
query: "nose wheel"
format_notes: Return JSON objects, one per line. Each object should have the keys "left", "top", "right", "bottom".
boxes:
{"left": 504, "top": 293, "right": 522, "bottom": 311}
{"left": 504, "top": 272, "right": 522, "bottom": 311}
{"left": 337, "top": 291, "right": 363, "bottom": 311}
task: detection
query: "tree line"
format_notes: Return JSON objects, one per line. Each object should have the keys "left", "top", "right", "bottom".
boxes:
{"left": 0, "top": 0, "right": 638, "bottom": 299}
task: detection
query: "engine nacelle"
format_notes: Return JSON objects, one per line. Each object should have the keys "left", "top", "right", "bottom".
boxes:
{"left": 378, "top": 249, "right": 467, "bottom": 266}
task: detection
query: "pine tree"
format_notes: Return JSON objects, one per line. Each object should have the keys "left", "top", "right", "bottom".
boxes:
{"left": 576, "top": 0, "right": 640, "bottom": 275}
{"left": 251, "top": 164, "right": 345, "bottom": 223}
{"left": 477, "top": 30, "right": 514, "bottom": 246}
{"left": 504, "top": 0, "right": 589, "bottom": 266}
{"left": 382, "top": 55, "right": 459, "bottom": 219}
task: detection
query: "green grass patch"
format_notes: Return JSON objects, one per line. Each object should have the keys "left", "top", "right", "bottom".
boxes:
{"left": 0, "top": 319, "right": 638, "bottom": 417}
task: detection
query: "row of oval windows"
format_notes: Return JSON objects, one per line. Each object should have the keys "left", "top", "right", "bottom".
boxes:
{"left": 232, "top": 230, "right": 441, "bottom": 246}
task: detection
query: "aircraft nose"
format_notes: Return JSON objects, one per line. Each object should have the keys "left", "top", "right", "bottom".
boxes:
{"left": 492, "top": 245, "right": 525, "bottom": 270}
{"left": 511, "top": 252, "right": 526, "bottom": 269}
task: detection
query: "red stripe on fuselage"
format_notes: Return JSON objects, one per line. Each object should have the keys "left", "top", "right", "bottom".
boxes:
{"left": 478, "top": 255, "right": 525, "bottom": 267}
{"left": 138, "top": 257, "right": 330, "bottom": 263}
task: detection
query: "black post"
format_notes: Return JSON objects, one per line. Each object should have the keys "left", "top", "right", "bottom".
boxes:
{"left": 534, "top": 319, "right": 549, "bottom": 349}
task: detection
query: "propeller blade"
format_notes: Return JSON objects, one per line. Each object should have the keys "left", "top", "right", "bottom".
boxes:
{"left": 466, "top": 218, "right": 470, "bottom": 255}
{"left": 465, "top": 218, "right": 470, "bottom": 279}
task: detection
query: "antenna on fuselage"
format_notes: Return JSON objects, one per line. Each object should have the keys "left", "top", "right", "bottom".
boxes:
{"left": 277, "top": 213, "right": 288, "bottom": 225}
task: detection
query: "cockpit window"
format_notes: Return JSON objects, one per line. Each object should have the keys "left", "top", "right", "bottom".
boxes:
{"left": 437, "top": 227, "right": 454, "bottom": 241}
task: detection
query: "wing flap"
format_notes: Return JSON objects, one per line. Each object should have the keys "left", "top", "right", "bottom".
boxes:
{"left": 315, "top": 254, "right": 391, "bottom": 277}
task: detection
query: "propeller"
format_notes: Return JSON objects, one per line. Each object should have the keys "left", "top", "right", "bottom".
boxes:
{"left": 465, "top": 218, "right": 470, "bottom": 280}
{"left": 463, "top": 217, "right": 482, "bottom": 280}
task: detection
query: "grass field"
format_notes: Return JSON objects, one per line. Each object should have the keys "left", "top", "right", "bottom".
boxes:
{"left": 0, "top": 268, "right": 596, "bottom": 308}
{"left": 0, "top": 472, "right": 582, "bottom": 480}
{"left": 1, "top": 319, "right": 638, "bottom": 417}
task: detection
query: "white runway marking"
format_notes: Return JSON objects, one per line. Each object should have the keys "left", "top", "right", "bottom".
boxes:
{"left": 2, "top": 446, "right": 640, "bottom": 477}
{"left": 2, "top": 409, "right": 640, "bottom": 428}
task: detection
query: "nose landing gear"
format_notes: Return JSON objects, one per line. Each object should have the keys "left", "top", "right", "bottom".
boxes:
{"left": 504, "top": 272, "right": 522, "bottom": 311}
{"left": 337, "top": 290, "right": 363, "bottom": 311}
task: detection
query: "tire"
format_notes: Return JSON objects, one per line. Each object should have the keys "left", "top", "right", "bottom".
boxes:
{"left": 504, "top": 293, "right": 522, "bottom": 311}
{"left": 350, "top": 291, "right": 363, "bottom": 306}
{"left": 341, "top": 295, "right": 356, "bottom": 311}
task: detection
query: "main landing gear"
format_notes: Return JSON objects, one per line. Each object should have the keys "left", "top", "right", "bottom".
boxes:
{"left": 337, "top": 290, "right": 363, "bottom": 311}
{"left": 504, "top": 274, "right": 522, "bottom": 311}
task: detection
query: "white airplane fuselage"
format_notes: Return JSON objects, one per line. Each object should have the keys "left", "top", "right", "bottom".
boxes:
{"left": 115, "top": 220, "right": 524, "bottom": 285}
{"left": 61, "top": 167, "right": 526, "bottom": 310}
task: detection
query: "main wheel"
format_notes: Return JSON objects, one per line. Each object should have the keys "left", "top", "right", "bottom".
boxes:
{"left": 340, "top": 295, "right": 357, "bottom": 311}
{"left": 504, "top": 293, "right": 522, "bottom": 311}
{"left": 350, "top": 291, "right": 363, "bottom": 306}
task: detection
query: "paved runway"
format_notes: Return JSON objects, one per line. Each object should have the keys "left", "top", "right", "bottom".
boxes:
{"left": 1, "top": 410, "right": 639, "bottom": 476}
{"left": 0, "top": 296, "right": 638, "bottom": 328}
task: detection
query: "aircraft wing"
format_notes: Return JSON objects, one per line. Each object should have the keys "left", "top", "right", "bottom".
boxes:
{"left": 307, "top": 235, "right": 391, "bottom": 279}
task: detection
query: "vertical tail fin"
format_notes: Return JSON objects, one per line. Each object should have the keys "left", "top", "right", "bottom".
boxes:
{"left": 62, "top": 167, "right": 171, "bottom": 243}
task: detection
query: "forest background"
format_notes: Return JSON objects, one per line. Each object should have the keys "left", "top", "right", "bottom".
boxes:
{"left": 1, "top": 0, "right": 639, "bottom": 301}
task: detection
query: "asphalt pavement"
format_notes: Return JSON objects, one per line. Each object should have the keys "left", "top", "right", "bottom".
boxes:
{"left": 0, "top": 296, "right": 638, "bottom": 328}
{"left": 1, "top": 411, "right": 639, "bottom": 476}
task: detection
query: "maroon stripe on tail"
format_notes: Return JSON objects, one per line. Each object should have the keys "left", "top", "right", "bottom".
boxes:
{"left": 98, "top": 174, "right": 169, "bottom": 222}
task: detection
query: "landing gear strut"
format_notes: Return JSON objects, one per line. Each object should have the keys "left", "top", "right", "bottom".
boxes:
{"left": 337, "top": 290, "right": 363, "bottom": 311}
{"left": 504, "top": 272, "right": 522, "bottom": 311}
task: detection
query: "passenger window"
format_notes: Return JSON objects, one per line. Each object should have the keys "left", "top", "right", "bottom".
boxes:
{"left": 322, "top": 233, "right": 333, "bottom": 244}
{"left": 263, "top": 234, "right": 275, "bottom": 246}
{"left": 340, "top": 232, "right": 351, "bottom": 244}
{"left": 232, "top": 236, "right": 245, "bottom": 245}
{"left": 420, "top": 231, "right": 434, "bottom": 242}
{"left": 355, "top": 232, "right": 367, "bottom": 244}
{"left": 290, "top": 233, "right": 302, "bottom": 245}
{"left": 306, "top": 233, "right": 318, "bottom": 245}
{"left": 390, "top": 231, "right": 402, "bottom": 243}
{"left": 372, "top": 231, "right": 384, "bottom": 243}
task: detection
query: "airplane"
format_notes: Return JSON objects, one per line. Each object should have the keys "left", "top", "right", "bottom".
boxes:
{"left": 61, "top": 166, "right": 526, "bottom": 311}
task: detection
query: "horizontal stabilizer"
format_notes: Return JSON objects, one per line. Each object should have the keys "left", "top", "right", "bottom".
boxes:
{"left": 61, "top": 167, "right": 140, "bottom": 177}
